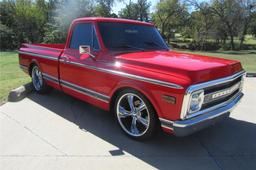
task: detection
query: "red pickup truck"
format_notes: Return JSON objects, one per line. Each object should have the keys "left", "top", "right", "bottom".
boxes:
{"left": 19, "top": 17, "right": 245, "bottom": 139}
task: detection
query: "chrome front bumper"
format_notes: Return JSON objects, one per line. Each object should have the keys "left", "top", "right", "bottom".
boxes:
{"left": 160, "top": 92, "right": 243, "bottom": 137}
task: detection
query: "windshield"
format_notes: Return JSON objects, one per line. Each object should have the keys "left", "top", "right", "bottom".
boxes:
{"left": 98, "top": 22, "right": 169, "bottom": 52}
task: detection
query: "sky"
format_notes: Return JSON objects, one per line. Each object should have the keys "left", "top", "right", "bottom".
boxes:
{"left": 112, "top": 0, "right": 159, "bottom": 14}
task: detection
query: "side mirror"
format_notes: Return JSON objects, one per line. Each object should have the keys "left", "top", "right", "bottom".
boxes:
{"left": 79, "top": 45, "right": 96, "bottom": 58}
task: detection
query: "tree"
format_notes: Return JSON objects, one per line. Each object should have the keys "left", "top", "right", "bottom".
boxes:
{"left": 0, "top": 0, "right": 16, "bottom": 27}
{"left": 13, "top": 0, "right": 47, "bottom": 44}
{"left": 210, "top": 0, "right": 243, "bottom": 50}
{"left": 119, "top": 0, "right": 140, "bottom": 20}
{"left": 249, "top": 11, "right": 256, "bottom": 37}
{"left": 0, "top": 22, "right": 17, "bottom": 50}
{"left": 153, "top": 0, "right": 188, "bottom": 42}
{"left": 119, "top": 0, "right": 150, "bottom": 21}
{"left": 188, "top": 1, "right": 216, "bottom": 49}
{"left": 137, "top": 0, "right": 151, "bottom": 21}
{"left": 237, "top": 0, "right": 256, "bottom": 49}
{"left": 44, "top": 0, "right": 95, "bottom": 43}
{"left": 95, "top": 0, "right": 116, "bottom": 17}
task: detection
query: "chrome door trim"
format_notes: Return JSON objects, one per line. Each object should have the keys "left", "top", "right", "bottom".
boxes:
{"left": 42, "top": 72, "right": 110, "bottom": 103}
{"left": 42, "top": 73, "right": 59, "bottom": 84}
{"left": 60, "top": 79, "right": 110, "bottom": 103}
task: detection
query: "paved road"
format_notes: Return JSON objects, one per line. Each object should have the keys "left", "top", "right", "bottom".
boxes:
{"left": 0, "top": 78, "right": 256, "bottom": 170}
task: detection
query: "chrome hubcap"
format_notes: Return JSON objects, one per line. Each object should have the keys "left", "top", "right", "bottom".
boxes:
{"left": 32, "top": 67, "right": 43, "bottom": 91}
{"left": 116, "top": 93, "right": 150, "bottom": 137}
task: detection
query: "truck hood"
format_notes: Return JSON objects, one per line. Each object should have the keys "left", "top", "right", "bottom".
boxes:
{"left": 115, "top": 50, "right": 242, "bottom": 84}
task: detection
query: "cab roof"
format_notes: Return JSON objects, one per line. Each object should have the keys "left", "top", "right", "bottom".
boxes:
{"left": 73, "top": 17, "right": 154, "bottom": 26}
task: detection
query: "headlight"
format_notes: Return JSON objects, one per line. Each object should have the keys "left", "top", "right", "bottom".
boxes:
{"left": 188, "top": 90, "right": 204, "bottom": 114}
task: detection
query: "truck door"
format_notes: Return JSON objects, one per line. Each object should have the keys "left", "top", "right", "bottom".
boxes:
{"left": 59, "top": 22, "right": 108, "bottom": 104}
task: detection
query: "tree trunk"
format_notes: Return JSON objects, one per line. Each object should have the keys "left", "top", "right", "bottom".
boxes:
{"left": 230, "top": 34, "right": 235, "bottom": 50}
{"left": 239, "top": 23, "right": 248, "bottom": 50}
{"left": 223, "top": 35, "right": 227, "bottom": 45}
{"left": 239, "top": 35, "right": 245, "bottom": 50}
{"left": 227, "top": 24, "right": 235, "bottom": 50}
{"left": 161, "top": 23, "right": 166, "bottom": 39}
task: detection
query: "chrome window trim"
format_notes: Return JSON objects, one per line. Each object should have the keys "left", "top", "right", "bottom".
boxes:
{"left": 59, "top": 59, "right": 183, "bottom": 89}
{"left": 19, "top": 51, "right": 58, "bottom": 61}
{"left": 92, "top": 25, "right": 101, "bottom": 51}
{"left": 180, "top": 70, "right": 246, "bottom": 119}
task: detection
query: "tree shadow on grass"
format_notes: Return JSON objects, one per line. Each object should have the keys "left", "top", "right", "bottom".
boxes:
{"left": 211, "top": 50, "right": 256, "bottom": 55}
{"left": 27, "top": 90, "right": 256, "bottom": 170}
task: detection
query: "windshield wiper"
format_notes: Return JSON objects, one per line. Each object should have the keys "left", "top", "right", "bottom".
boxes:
{"left": 144, "top": 41, "right": 168, "bottom": 50}
{"left": 112, "top": 44, "right": 145, "bottom": 51}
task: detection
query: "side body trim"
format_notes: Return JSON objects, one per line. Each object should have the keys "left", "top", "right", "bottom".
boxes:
{"left": 60, "top": 80, "right": 110, "bottom": 103}
{"left": 19, "top": 51, "right": 183, "bottom": 89}
{"left": 59, "top": 59, "right": 183, "bottom": 89}
{"left": 42, "top": 73, "right": 109, "bottom": 103}
{"left": 19, "top": 51, "right": 58, "bottom": 61}
{"left": 42, "top": 73, "right": 59, "bottom": 83}
{"left": 19, "top": 64, "right": 28, "bottom": 70}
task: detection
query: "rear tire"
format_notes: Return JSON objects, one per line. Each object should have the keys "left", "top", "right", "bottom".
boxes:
{"left": 31, "top": 65, "right": 49, "bottom": 94}
{"left": 114, "top": 89, "right": 158, "bottom": 140}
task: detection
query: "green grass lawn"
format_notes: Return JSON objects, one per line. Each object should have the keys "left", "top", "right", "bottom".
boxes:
{"left": 174, "top": 49, "right": 256, "bottom": 72}
{"left": 0, "top": 51, "right": 30, "bottom": 104}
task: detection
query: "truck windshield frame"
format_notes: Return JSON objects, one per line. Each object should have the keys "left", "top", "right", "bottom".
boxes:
{"left": 97, "top": 22, "right": 170, "bottom": 52}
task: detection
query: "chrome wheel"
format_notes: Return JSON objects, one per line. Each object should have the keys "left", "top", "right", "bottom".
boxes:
{"left": 116, "top": 93, "right": 150, "bottom": 137}
{"left": 32, "top": 66, "right": 43, "bottom": 91}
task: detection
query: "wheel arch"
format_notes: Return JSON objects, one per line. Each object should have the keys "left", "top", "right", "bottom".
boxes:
{"left": 28, "top": 60, "right": 40, "bottom": 77}
{"left": 109, "top": 82, "right": 163, "bottom": 119}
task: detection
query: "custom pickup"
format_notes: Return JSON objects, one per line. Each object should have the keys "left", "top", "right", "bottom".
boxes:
{"left": 19, "top": 17, "right": 245, "bottom": 139}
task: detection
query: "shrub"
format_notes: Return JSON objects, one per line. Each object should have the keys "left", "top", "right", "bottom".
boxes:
{"left": 0, "top": 23, "right": 18, "bottom": 50}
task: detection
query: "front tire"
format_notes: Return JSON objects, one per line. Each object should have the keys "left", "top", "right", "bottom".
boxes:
{"left": 114, "top": 89, "right": 158, "bottom": 140}
{"left": 31, "top": 65, "right": 49, "bottom": 93}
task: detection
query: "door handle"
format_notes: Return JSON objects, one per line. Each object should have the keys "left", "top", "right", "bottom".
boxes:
{"left": 61, "top": 55, "right": 70, "bottom": 63}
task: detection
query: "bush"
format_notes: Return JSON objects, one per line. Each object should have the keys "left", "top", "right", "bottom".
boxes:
{"left": 0, "top": 23, "right": 18, "bottom": 50}
{"left": 170, "top": 41, "right": 221, "bottom": 51}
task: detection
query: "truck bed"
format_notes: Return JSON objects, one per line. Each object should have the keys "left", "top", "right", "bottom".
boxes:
{"left": 19, "top": 43, "right": 65, "bottom": 85}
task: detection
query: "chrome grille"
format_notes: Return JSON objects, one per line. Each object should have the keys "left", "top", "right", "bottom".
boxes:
{"left": 202, "top": 76, "right": 242, "bottom": 110}
{"left": 180, "top": 70, "right": 245, "bottom": 120}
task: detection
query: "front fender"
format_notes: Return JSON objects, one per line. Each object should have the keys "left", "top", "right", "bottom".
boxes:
{"left": 110, "top": 78, "right": 185, "bottom": 121}
{"left": 110, "top": 79, "right": 164, "bottom": 118}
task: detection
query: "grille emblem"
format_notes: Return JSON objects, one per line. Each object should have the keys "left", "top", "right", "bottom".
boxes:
{"left": 212, "top": 83, "right": 240, "bottom": 99}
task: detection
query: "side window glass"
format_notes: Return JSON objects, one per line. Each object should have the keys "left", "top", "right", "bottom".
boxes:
{"left": 93, "top": 28, "right": 100, "bottom": 50}
{"left": 70, "top": 23, "right": 92, "bottom": 49}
